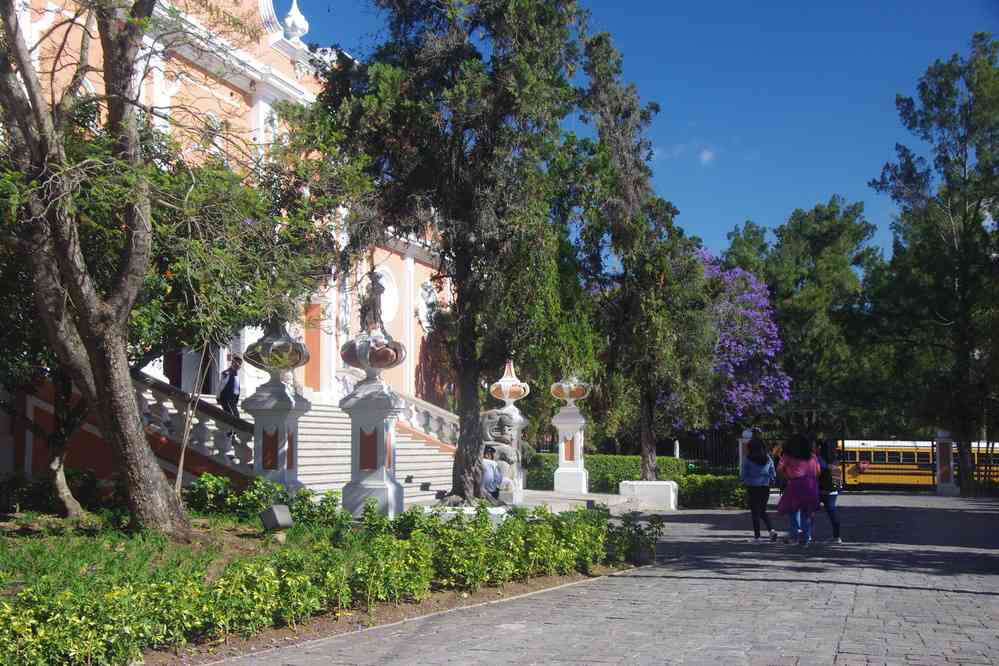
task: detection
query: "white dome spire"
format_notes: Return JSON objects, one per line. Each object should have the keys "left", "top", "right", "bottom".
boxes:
{"left": 283, "top": 0, "right": 309, "bottom": 43}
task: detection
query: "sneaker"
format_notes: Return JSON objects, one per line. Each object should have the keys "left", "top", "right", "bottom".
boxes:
{"left": 831, "top": 537, "right": 842, "bottom": 544}
{"left": 769, "top": 530, "right": 778, "bottom": 542}
{"left": 803, "top": 539, "right": 812, "bottom": 548}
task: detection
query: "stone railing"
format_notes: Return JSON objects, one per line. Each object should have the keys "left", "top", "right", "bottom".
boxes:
{"left": 397, "top": 392, "right": 459, "bottom": 444}
{"left": 131, "top": 370, "right": 256, "bottom": 472}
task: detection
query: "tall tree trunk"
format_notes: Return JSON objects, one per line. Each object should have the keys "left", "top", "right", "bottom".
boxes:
{"left": 90, "top": 330, "right": 191, "bottom": 538}
{"left": 640, "top": 388, "right": 657, "bottom": 481}
{"left": 48, "top": 443, "right": 84, "bottom": 519}
{"left": 450, "top": 256, "right": 482, "bottom": 502}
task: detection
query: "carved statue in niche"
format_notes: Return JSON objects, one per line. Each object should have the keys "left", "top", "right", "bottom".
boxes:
{"left": 480, "top": 409, "right": 522, "bottom": 497}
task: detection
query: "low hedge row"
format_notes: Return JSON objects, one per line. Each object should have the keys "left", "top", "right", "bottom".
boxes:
{"left": 526, "top": 453, "right": 687, "bottom": 493}
{"left": 526, "top": 454, "right": 744, "bottom": 508}
{"left": 0, "top": 501, "right": 656, "bottom": 665}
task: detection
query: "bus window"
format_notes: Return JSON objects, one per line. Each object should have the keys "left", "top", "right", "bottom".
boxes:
{"left": 858, "top": 451, "right": 871, "bottom": 462}
{"left": 916, "top": 452, "right": 930, "bottom": 463}
{"left": 844, "top": 451, "right": 857, "bottom": 462}
{"left": 873, "top": 451, "right": 887, "bottom": 463}
{"left": 886, "top": 451, "right": 901, "bottom": 464}
{"left": 900, "top": 452, "right": 915, "bottom": 464}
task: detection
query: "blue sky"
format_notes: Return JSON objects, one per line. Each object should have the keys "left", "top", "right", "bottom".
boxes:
{"left": 288, "top": 0, "right": 997, "bottom": 256}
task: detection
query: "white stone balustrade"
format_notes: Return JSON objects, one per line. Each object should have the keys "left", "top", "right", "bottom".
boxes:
{"left": 397, "top": 393, "right": 459, "bottom": 444}
{"left": 133, "top": 373, "right": 255, "bottom": 473}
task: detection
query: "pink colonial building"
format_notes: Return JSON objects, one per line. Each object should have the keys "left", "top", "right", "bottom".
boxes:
{"left": 0, "top": 0, "right": 459, "bottom": 499}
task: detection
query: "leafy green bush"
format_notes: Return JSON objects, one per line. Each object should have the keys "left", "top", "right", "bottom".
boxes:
{"left": 677, "top": 474, "right": 745, "bottom": 508}
{"left": 349, "top": 532, "right": 433, "bottom": 606}
{"left": 605, "top": 513, "right": 665, "bottom": 564}
{"left": 422, "top": 507, "right": 492, "bottom": 591}
{"left": 225, "top": 477, "right": 292, "bottom": 519}
{"left": 184, "top": 473, "right": 232, "bottom": 514}
{"left": 527, "top": 454, "right": 687, "bottom": 493}
{"left": 0, "top": 502, "right": 620, "bottom": 664}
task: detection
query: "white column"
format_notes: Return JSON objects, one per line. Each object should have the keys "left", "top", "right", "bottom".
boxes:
{"left": 404, "top": 252, "right": 416, "bottom": 396}
{"left": 552, "top": 405, "right": 588, "bottom": 494}
{"left": 935, "top": 430, "right": 960, "bottom": 496}
{"left": 320, "top": 291, "right": 335, "bottom": 399}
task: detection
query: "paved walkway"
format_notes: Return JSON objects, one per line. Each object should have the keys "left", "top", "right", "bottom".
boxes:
{"left": 226, "top": 492, "right": 999, "bottom": 666}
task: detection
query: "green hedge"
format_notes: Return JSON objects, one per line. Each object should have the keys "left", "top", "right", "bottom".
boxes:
{"left": 0, "top": 501, "right": 659, "bottom": 665}
{"left": 676, "top": 474, "right": 745, "bottom": 508}
{"left": 526, "top": 453, "right": 687, "bottom": 493}
{"left": 526, "top": 454, "right": 743, "bottom": 508}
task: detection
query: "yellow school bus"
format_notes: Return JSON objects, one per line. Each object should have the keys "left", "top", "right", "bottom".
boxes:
{"left": 838, "top": 440, "right": 998, "bottom": 487}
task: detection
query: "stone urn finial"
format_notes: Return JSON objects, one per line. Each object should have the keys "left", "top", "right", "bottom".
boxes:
{"left": 340, "top": 271, "right": 406, "bottom": 382}
{"left": 283, "top": 0, "right": 309, "bottom": 43}
{"left": 550, "top": 375, "right": 590, "bottom": 408}
{"left": 244, "top": 317, "right": 310, "bottom": 384}
{"left": 490, "top": 359, "right": 529, "bottom": 408}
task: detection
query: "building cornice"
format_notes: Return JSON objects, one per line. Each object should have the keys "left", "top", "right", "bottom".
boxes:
{"left": 153, "top": 2, "right": 315, "bottom": 103}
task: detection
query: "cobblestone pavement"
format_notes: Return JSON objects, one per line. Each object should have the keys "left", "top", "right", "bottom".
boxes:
{"left": 225, "top": 492, "right": 999, "bottom": 666}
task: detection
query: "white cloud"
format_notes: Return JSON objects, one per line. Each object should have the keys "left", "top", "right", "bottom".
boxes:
{"left": 698, "top": 148, "right": 716, "bottom": 166}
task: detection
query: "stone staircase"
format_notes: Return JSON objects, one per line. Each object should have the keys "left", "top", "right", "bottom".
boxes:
{"left": 295, "top": 403, "right": 456, "bottom": 505}
{"left": 193, "top": 391, "right": 457, "bottom": 506}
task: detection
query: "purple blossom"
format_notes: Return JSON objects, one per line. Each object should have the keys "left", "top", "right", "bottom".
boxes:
{"left": 700, "top": 250, "right": 791, "bottom": 427}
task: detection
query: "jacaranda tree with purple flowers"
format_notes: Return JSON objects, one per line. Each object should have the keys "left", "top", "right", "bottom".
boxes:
{"left": 701, "top": 252, "right": 791, "bottom": 428}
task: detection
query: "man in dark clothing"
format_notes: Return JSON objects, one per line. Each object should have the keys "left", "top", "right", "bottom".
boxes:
{"left": 218, "top": 355, "right": 242, "bottom": 422}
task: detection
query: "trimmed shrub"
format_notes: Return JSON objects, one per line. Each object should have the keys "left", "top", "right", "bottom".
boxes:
{"left": 677, "top": 474, "right": 745, "bottom": 508}
{"left": 526, "top": 454, "right": 687, "bottom": 493}
{"left": 0, "top": 503, "right": 618, "bottom": 664}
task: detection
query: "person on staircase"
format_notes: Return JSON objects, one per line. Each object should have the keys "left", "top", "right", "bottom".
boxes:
{"left": 218, "top": 355, "right": 243, "bottom": 441}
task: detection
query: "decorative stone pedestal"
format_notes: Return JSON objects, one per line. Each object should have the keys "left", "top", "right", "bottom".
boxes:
{"left": 935, "top": 430, "right": 960, "bottom": 497}
{"left": 485, "top": 360, "right": 530, "bottom": 505}
{"left": 338, "top": 270, "right": 408, "bottom": 518}
{"left": 340, "top": 380, "right": 406, "bottom": 518}
{"left": 242, "top": 375, "right": 310, "bottom": 488}
{"left": 619, "top": 480, "right": 678, "bottom": 512}
{"left": 242, "top": 318, "right": 312, "bottom": 489}
{"left": 551, "top": 377, "right": 591, "bottom": 494}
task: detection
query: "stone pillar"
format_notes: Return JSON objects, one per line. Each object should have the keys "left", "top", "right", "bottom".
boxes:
{"left": 551, "top": 377, "right": 591, "bottom": 494}
{"left": 338, "top": 270, "right": 408, "bottom": 517}
{"left": 242, "top": 319, "right": 312, "bottom": 490}
{"left": 243, "top": 377, "right": 310, "bottom": 488}
{"left": 489, "top": 360, "right": 530, "bottom": 505}
{"left": 340, "top": 381, "right": 405, "bottom": 518}
{"left": 738, "top": 428, "right": 752, "bottom": 472}
{"left": 935, "top": 430, "right": 960, "bottom": 496}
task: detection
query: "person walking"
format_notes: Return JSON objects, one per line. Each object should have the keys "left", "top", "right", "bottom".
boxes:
{"left": 776, "top": 433, "right": 821, "bottom": 546}
{"left": 218, "top": 355, "right": 243, "bottom": 443}
{"left": 816, "top": 440, "right": 843, "bottom": 543}
{"left": 740, "top": 435, "right": 778, "bottom": 542}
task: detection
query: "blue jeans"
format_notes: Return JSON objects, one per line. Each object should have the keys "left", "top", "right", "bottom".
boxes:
{"left": 788, "top": 510, "right": 813, "bottom": 543}
{"left": 820, "top": 492, "right": 840, "bottom": 539}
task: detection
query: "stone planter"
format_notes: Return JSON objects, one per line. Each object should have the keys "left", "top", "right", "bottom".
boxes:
{"left": 619, "top": 480, "right": 678, "bottom": 512}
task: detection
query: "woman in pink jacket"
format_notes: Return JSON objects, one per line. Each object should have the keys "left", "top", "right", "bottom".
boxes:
{"left": 776, "top": 434, "right": 821, "bottom": 546}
